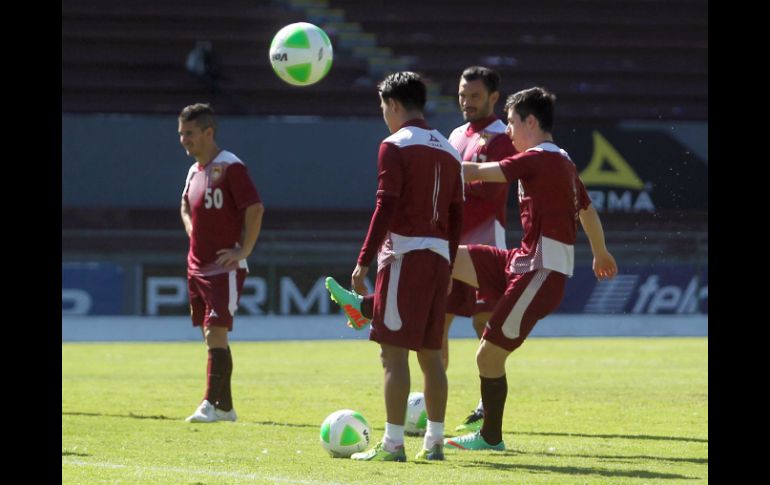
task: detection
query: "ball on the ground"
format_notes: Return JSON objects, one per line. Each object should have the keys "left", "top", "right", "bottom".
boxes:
{"left": 319, "top": 409, "right": 371, "bottom": 458}
{"left": 405, "top": 392, "right": 428, "bottom": 436}
{"left": 269, "top": 22, "right": 333, "bottom": 86}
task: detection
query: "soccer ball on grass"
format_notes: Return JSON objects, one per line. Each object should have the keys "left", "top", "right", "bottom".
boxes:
{"left": 319, "top": 409, "right": 371, "bottom": 458}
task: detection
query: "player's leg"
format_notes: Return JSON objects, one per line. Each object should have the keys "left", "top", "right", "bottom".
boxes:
{"left": 443, "top": 277, "right": 476, "bottom": 371}
{"left": 447, "top": 269, "right": 566, "bottom": 451}
{"left": 453, "top": 310, "right": 493, "bottom": 432}
{"left": 351, "top": 260, "right": 409, "bottom": 461}
{"left": 416, "top": 348, "right": 447, "bottom": 460}
{"left": 441, "top": 313, "right": 455, "bottom": 370}
{"left": 414, "top": 254, "right": 450, "bottom": 460}
{"left": 474, "top": 338, "right": 510, "bottom": 447}
{"left": 472, "top": 311, "right": 491, "bottom": 339}
{"left": 351, "top": 343, "right": 409, "bottom": 461}
{"left": 186, "top": 275, "right": 218, "bottom": 423}
{"left": 449, "top": 245, "right": 507, "bottom": 433}
{"left": 201, "top": 269, "right": 245, "bottom": 422}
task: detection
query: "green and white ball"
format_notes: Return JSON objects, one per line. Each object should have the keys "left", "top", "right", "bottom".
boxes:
{"left": 405, "top": 392, "right": 427, "bottom": 436}
{"left": 269, "top": 22, "right": 333, "bottom": 86}
{"left": 320, "top": 409, "right": 370, "bottom": 458}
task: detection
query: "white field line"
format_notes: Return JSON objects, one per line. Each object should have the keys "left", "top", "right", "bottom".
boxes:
{"left": 62, "top": 458, "right": 353, "bottom": 485}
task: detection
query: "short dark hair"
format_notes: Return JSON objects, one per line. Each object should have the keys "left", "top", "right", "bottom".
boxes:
{"left": 504, "top": 87, "right": 556, "bottom": 132}
{"left": 377, "top": 71, "right": 426, "bottom": 111}
{"left": 179, "top": 103, "right": 217, "bottom": 134}
{"left": 460, "top": 66, "right": 500, "bottom": 94}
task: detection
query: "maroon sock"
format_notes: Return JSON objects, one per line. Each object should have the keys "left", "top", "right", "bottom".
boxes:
{"left": 203, "top": 349, "right": 215, "bottom": 403}
{"left": 362, "top": 295, "right": 374, "bottom": 319}
{"left": 205, "top": 348, "right": 229, "bottom": 408}
{"left": 215, "top": 347, "right": 234, "bottom": 411}
{"left": 479, "top": 375, "right": 507, "bottom": 445}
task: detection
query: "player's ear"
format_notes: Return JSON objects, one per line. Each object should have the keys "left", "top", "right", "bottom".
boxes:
{"left": 525, "top": 113, "right": 537, "bottom": 129}
{"left": 489, "top": 90, "right": 500, "bottom": 106}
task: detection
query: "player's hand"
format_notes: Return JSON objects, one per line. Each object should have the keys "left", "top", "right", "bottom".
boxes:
{"left": 592, "top": 250, "right": 618, "bottom": 280}
{"left": 351, "top": 264, "right": 369, "bottom": 295}
{"left": 216, "top": 248, "right": 247, "bottom": 269}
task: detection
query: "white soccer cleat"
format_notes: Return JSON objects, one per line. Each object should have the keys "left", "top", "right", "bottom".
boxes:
{"left": 185, "top": 400, "right": 217, "bottom": 423}
{"left": 214, "top": 407, "right": 237, "bottom": 422}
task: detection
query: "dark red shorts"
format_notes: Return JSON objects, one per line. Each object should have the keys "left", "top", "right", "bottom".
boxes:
{"left": 370, "top": 249, "right": 449, "bottom": 351}
{"left": 187, "top": 269, "right": 247, "bottom": 330}
{"left": 445, "top": 279, "right": 496, "bottom": 317}
{"left": 467, "top": 244, "right": 566, "bottom": 352}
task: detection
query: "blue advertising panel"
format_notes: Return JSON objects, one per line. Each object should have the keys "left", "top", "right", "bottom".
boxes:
{"left": 558, "top": 264, "right": 708, "bottom": 315}
{"left": 138, "top": 263, "right": 707, "bottom": 317}
{"left": 62, "top": 262, "right": 125, "bottom": 315}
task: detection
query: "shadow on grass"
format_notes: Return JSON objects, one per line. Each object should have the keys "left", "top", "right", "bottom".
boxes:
{"left": 62, "top": 450, "right": 90, "bottom": 457}
{"left": 460, "top": 460, "right": 696, "bottom": 480}
{"left": 517, "top": 430, "right": 707, "bottom": 443}
{"left": 518, "top": 450, "right": 708, "bottom": 465}
{"left": 63, "top": 411, "right": 317, "bottom": 429}
{"left": 63, "top": 411, "right": 174, "bottom": 420}
{"left": 252, "top": 421, "right": 317, "bottom": 429}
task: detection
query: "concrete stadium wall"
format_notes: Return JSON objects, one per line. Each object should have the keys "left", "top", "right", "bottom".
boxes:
{"left": 62, "top": 114, "right": 708, "bottom": 210}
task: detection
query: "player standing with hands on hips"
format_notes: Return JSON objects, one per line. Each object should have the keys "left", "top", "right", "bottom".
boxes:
{"left": 178, "top": 103, "right": 265, "bottom": 423}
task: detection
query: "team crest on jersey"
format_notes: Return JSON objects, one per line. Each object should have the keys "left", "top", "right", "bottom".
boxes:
{"left": 477, "top": 134, "right": 489, "bottom": 146}
{"left": 211, "top": 165, "right": 223, "bottom": 182}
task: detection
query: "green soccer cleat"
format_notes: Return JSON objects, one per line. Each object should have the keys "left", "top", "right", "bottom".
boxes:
{"left": 325, "top": 276, "right": 370, "bottom": 330}
{"left": 444, "top": 431, "right": 505, "bottom": 451}
{"left": 454, "top": 409, "right": 484, "bottom": 433}
{"left": 350, "top": 442, "right": 407, "bottom": 461}
{"left": 415, "top": 443, "right": 444, "bottom": 461}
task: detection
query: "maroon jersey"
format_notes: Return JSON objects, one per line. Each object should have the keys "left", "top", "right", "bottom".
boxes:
{"left": 182, "top": 150, "right": 261, "bottom": 276}
{"left": 358, "top": 119, "right": 464, "bottom": 270}
{"left": 498, "top": 142, "right": 591, "bottom": 276}
{"left": 448, "top": 116, "right": 517, "bottom": 248}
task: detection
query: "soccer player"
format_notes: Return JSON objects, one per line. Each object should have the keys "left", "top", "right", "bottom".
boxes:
{"left": 444, "top": 66, "right": 517, "bottom": 433}
{"left": 326, "top": 67, "right": 517, "bottom": 434}
{"left": 444, "top": 87, "right": 618, "bottom": 451}
{"left": 345, "top": 72, "right": 464, "bottom": 461}
{"left": 178, "top": 103, "right": 265, "bottom": 423}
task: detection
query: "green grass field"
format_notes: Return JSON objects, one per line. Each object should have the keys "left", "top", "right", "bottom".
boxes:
{"left": 62, "top": 337, "right": 708, "bottom": 484}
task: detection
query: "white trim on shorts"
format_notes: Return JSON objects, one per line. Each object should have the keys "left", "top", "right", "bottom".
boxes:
{"left": 384, "top": 257, "right": 404, "bottom": 331}
{"left": 228, "top": 270, "right": 238, "bottom": 317}
{"left": 501, "top": 269, "right": 551, "bottom": 340}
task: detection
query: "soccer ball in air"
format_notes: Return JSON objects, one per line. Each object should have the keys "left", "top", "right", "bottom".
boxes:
{"left": 269, "top": 22, "right": 333, "bottom": 86}
{"left": 405, "top": 392, "right": 427, "bottom": 436}
{"left": 319, "top": 409, "right": 371, "bottom": 458}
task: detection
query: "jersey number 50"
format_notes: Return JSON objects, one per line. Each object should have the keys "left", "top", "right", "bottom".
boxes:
{"left": 205, "top": 188, "right": 223, "bottom": 209}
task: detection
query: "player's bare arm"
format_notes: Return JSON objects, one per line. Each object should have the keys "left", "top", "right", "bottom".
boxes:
{"left": 181, "top": 197, "right": 193, "bottom": 237}
{"left": 462, "top": 161, "right": 507, "bottom": 183}
{"left": 215, "top": 202, "right": 265, "bottom": 267}
{"left": 578, "top": 204, "right": 618, "bottom": 280}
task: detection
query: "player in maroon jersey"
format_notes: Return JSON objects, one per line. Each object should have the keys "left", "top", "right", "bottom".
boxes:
{"left": 178, "top": 103, "right": 265, "bottom": 423}
{"left": 444, "top": 87, "right": 618, "bottom": 451}
{"left": 345, "top": 72, "right": 464, "bottom": 462}
{"left": 445, "top": 66, "right": 518, "bottom": 433}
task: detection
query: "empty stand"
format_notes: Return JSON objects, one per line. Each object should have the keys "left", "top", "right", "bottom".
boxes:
{"left": 62, "top": 0, "right": 707, "bottom": 122}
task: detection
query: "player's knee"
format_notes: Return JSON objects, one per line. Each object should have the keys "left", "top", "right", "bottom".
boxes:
{"left": 476, "top": 345, "right": 506, "bottom": 377}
